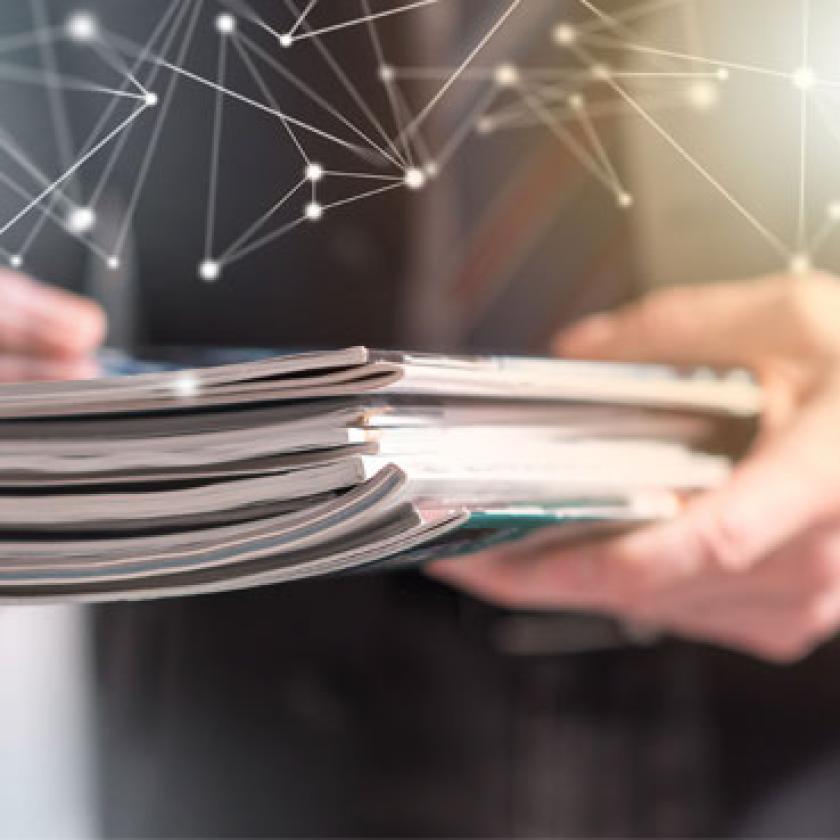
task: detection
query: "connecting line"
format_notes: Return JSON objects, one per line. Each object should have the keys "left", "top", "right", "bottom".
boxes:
{"left": 0, "top": 171, "right": 113, "bottom": 264}
{"left": 233, "top": 32, "right": 404, "bottom": 170}
{"left": 570, "top": 97, "right": 627, "bottom": 199}
{"left": 604, "top": 75, "right": 791, "bottom": 260}
{"left": 286, "top": 0, "right": 319, "bottom": 38}
{"left": 0, "top": 103, "right": 149, "bottom": 240}
{"left": 223, "top": 216, "right": 308, "bottom": 266}
{"left": 285, "top": 0, "right": 408, "bottom": 169}
{"left": 0, "top": 27, "right": 63, "bottom": 56}
{"left": 433, "top": 84, "right": 500, "bottom": 172}
{"left": 89, "top": 39, "right": 148, "bottom": 98}
{"left": 0, "top": 63, "right": 146, "bottom": 99}
{"left": 85, "top": 0, "right": 192, "bottom": 210}
{"left": 796, "top": 0, "right": 810, "bottom": 254}
{"left": 229, "top": 36, "right": 309, "bottom": 164}
{"left": 395, "top": 0, "right": 523, "bottom": 147}
{"left": 205, "top": 33, "right": 229, "bottom": 261}
{"left": 110, "top": 0, "right": 204, "bottom": 259}
{"left": 574, "top": 0, "right": 687, "bottom": 35}
{"left": 360, "top": 0, "right": 413, "bottom": 165}
{"left": 515, "top": 80, "right": 623, "bottom": 195}
{"left": 219, "top": 179, "right": 307, "bottom": 263}
{"left": 29, "top": 0, "right": 79, "bottom": 204}
{"left": 290, "top": 0, "right": 441, "bottom": 43}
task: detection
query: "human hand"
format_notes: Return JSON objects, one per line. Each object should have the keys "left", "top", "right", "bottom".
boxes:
{"left": 430, "top": 274, "right": 840, "bottom": 661}
{"left": 0, "top": 269, "right": 106, "bottom": 381}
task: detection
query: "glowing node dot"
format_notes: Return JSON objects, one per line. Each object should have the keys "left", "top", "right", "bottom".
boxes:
{"left": 617, "top": 192, "right": 634, "bottom": 209}
{"left": 789, "top": 253, "right": 812, "bottom": 276}
{"left": 305, "top": 162, "right": 324, "bottom": 183}
{"left": 378, "top": 64, "right": 395, "bottom": 84}
{"left": 172, "top": 373, "right": 200, "bottom": 399}
{"left": 568, "top": 93, "right": 585, "bottom": 111}
{"left": 828, "top": 201, "right": 840, "bottom": 221}
{"left": 424, "top": 161, "right": 439, "bottom": 179}
{"left": 793, "top": 66, "right": 817, "bottom": 91}
{"left": 66, "top": 206, "right": 96, "bottom": 235}
{"left": 144, "top": 91, "right": 159, "bottom": 107}
{"left": 66, "top": 12, "right": 99, "bottom": 42}
{"left": 687, "top": 81, "right": 719, "bottom": 111}
{"left": 403, "top": 167, "right": 426, "bottom": 191}
{"left": 552, "top": 23, "right": 577, "bottom": 46}
{"left": 716, "top": 67, "right": 730, "bottom": 82}
{"left": 475, "top": 116, "right": 495, "bottom": 135}
{"left": 199, "top": 259, "right": 221, "bottom": 282}
{"left": 215, "top": 13, "right": 236, "bottom": 34}
{"left": 494, "top": 63, "right": 519, "bottom": 88}
{"left": 591, "top": 64, "right": 611, "bottom": 80}
{"left": 107, "top": 256, "right": 120, "bottom": 271}
{"left": 305, "top": 201, "right": 323, "bottom": 222}
{"left": 9, "top": 255, "right": 22, "bottom": 269}
{"left": 279, "top": 33, "right": 293, "bottom": 48}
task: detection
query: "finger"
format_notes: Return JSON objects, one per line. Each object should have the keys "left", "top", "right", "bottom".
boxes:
{"left": 0, "top": 271, "right": 107, "bottom": 358}
{"left": 0, "top": 354, "right": 100, "bottom": 383}
{"left": 552, "top": 275, "right": 831, "bottom": 367}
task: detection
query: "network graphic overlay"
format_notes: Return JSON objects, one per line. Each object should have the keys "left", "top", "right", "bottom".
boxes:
{"left": 0, "top": 0, "right": 836, "bottom": 283}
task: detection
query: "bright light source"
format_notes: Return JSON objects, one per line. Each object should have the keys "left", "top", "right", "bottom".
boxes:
{"left": 279, "top": 33, "right": 293, "bottom": 48}
{"left": 305, "top": 162, "right": 324, "bottom": 183}
{"left": 404, "top": 168, "right": 426, "bottom": 190}
{"left": 378, "top": 64, "right": 395, "bottom": 84}
{"left": 617, "top": 192, "right": 634, "bottom": 209}
{"left": 493, "top": 63, "right": 519, "bottom": 88}
{"left": 552, "top": 23, "right": 577, "bottom": 46}
{"left": 828, "top": 201, "right": 840, "bottom": 221}
{"left": 568, "top": 93, "right": 585, "bottom": 111}
{"left": 172, "top": 373, "right": 200, "bottom": 399}
{"left": 107, "top": 256, "right": 120, "bottom": 271}
{"left": 198, "top": 259, "right": 221, "bottom": 282}
{"left": 66, "top": 12, "right": 99, "bottom": 42}
{"left": 305, "top": 201, "right": 323, "bottom": 221}
{"left": 793, "top": 66, "right": 817, "bottom": 90}
{"left": 215, "top": 13, "right": 236, "bottom": 35}
{"left": 789, "top": 253, "right": 812, "bottom": 275}
{"left": 687, "top": 81, "right": 719, "bottom": 111}
{"left": 66, "top": 206, "right": 96, "bottom": 235}
{"left": 144, "top": 91, "right": 159, "bottom": 107}
{"left": 9, "top": 255, "right": 22, "bottom": 269}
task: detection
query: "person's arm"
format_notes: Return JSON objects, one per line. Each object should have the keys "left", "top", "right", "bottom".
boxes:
{"left": 0, "top": 268, "right": 106, "bottom": 381}
{"left": 430, "top": 273, "right": 840, "bottom": 662}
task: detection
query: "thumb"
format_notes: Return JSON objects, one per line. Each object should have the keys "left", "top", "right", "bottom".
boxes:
{"left": 625, "top": 392, "right": 840, "bottom": 573}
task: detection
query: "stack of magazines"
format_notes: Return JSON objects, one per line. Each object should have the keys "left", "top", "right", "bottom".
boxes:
{"left": 0, "top": 347, "right": 760, "bottom": 603}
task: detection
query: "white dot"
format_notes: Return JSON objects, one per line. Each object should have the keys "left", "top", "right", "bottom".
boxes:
{"left": 144, "top": 91, "right": 159, "bottom": 107}
{"left": 617, "top": 192, "right": 634, "bottom": 209}
{"left": 305, "top": 162, "right": 324, "bottom": 183}
{"left": 827, "top": 201, "right": 840, "bottom": 221}
{"left": 552, "top": 23, "right": 577, "bottom": 46}
{"left": 793, "top": 66, "right": 817, "bottom": 90}
{"left": 716, "top": 67, "right": 730, "bottom": 82}
{"left": 66, "top": 12, "right": 99, "bottom": 42}
{"left": 686, "top": 81, "right": 719, "bottom": 111}
{"left": 493, "top": 63, "right": 519, "bottom": 88}
{"left": 378, "top": 64, "right": 395, "bottom": 84}
{"left": 215, "top": 13, "right": 236, "bottom": 35}
{"left": 199, "top": 259, "right": 221, "bottom": 282}
{"left": 305, "top": 201, "right": 323, "bottom": 221}
{"left": 279, "top": 33, "right": 293, "bottom": 48}
{"left": 172, "top": 373, "right": 200, "bottom": 399}
{"left": 789, "top": 253, "right": 812, "bottom": 275}
{"left": 568, "top": 93, "right": 585, "bottom": 111}
{"left": 475, "top": 116, "right": 495, "bottom": 135}
{"left": 424, "top": 161, "right": 439, "bottom": 179}
{"left": 403, "top": 167, "right": 426, "bottom": 190}
{"left": 66, "top": 206, "right": 96, "bottom": 235}
{"left": 9, "top": 255, "right": 22, "bottom": 269}
{"left": 107, "top": 256, "right": 120, "bottom": 270}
